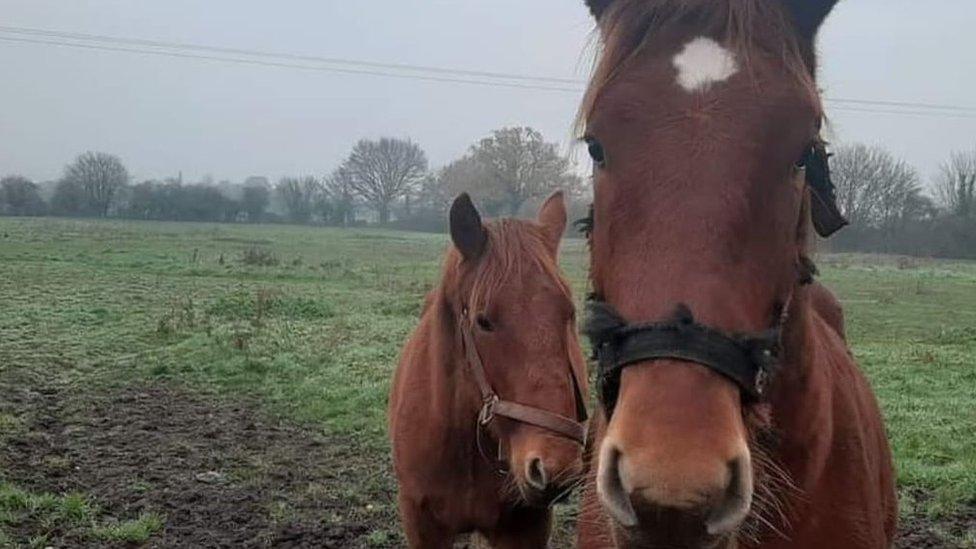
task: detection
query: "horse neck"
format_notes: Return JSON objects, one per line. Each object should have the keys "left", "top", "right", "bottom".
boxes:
{"left": 770, "top": 285, "right": 820, "bottom": 410}
{"left": 765, "top": 283, "right": 839, "bottom": 480}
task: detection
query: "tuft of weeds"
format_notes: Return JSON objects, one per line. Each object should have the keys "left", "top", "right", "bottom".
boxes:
{"left": 319, "top": 259, "right": 344, "bottom": 270}
{"left": 156, "top": 294, "right": 206, "bottom": 336}
{"left": 0, "top": 412, "right": 21, "bottom": 432}
{"left": 209, "top": 287, "right": 333, "bottom": 324}
{"left": 367, "top": 529, "right": 391, "bottom": 546}
{"left": 254, "top": 288, "right": 276, "bottom": 325}
{"left": 241, "top": 247, "right": 278, "bottom": 267}
{"left": 898, "top": 256, "right": 920, "bottom": 270}
{"left": 0, "top": 483, "right": 104, "bottom": 543}
{"left": 27, "top": 534, "right": 50, "bottom": 548}
{"left": 58, "top": 494, "right": 94, "bottom": 523}
{"left": 92, "top": 512, "right": 165, "bottom": 543}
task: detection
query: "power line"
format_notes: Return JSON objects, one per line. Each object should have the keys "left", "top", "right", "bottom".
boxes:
{"left": 827, "top": 97, "right": 976, "bottom": 114}
{"left": 0, "top": 24, "right": 582, "bottom": 86}
{"left": 2, "top": 26, "right": 976, "bottom": 119}
{"left": 0, "top": 35, "right": 583, "bottom": 93}
{"left": 6, "top": 25, "right": 976, "bottom": 115}
{"left": 831, "top": 106, "right": 976, "bottom": 120}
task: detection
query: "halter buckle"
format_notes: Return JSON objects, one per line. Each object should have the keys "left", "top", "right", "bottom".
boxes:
{"left": 755, "top": 367, "right": 768, "bottom": 396}
{"left": 478, "top": 395, "right": 499, "bottom": 426}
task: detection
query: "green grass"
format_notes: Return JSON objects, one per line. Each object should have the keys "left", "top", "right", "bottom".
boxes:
{"left": 0, "top": 483, "right": 94, "bottom": 524}
{"left": 0, "top": 217, "right": 974, "bottom": 543}
{"left": 821, "top": 256, "right": 976, "bottom": 516}
{"left": 91, "top": 513, "right": 165, "bottom": 543}
{"left": 0, "top": 482, "right": 106, "bottom": 545}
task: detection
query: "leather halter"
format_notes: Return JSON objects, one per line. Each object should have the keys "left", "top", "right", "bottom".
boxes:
{"left": 585, "top": 300, "right": 787, "bottom": 417}
{"left": 458, "top": 308, "right": 588, "bottom": 449}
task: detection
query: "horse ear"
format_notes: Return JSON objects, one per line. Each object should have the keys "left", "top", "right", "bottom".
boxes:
{"left": 781, "top": 0, "right": 840, "bottom": 40}
{"left": 449, "top": 193, "right": 487, "bottom": 261}
{"left": 584, "top": 0, "right": 615, "bottom": 20}
{"left": 537, "top": 191, "right": 567, "bottom": 255}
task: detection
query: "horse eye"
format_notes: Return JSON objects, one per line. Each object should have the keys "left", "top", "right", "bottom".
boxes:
{"left": 795, "top": 144, "right": 814, "bottom": 170}
{"left": 585, "top": 137, "right": 606, "bottom": 168}
{"left": 475, "top": 314, "right": 494, "bottom": 331}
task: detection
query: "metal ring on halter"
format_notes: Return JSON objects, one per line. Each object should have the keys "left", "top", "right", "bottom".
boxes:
{"left": 755, "top": 367, "right": 768, "bottom": 396}
{"left": 478, "top": 395, "right": 499, "bottom": 426}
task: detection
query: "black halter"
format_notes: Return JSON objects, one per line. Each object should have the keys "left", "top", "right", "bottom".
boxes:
{"left": 584, "top": 300, "right": 784, "bottom": 416}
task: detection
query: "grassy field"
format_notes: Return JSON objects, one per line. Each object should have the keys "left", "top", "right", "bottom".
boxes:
{"left": 0, "top": 217, "right": 974, "bottom": 547}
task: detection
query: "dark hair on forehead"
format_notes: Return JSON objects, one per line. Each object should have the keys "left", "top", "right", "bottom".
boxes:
{"left": 576, "top": 0, "right": 822, "bottom": 135}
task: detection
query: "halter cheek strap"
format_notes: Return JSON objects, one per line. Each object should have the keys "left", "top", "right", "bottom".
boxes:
{"left": 459, "top": 309, "right": 588, "bottom": 447}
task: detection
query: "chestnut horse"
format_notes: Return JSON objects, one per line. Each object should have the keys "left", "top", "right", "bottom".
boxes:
{"left": 574, "top": 1, "right": 896, "bottom": 547}
{"left": 389, "top": 192, "right": 589, "bottom": 548}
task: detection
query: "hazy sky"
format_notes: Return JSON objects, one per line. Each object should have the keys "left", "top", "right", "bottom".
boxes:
{"left": 2, "top": 0, "right": 974, "bottom": 189}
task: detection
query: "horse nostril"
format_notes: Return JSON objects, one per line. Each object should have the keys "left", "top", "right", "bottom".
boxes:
{"left": 525, "top": 456, "right": 548, "bottom": 491}
{"left": 597, "top": 443, "right": 639, "bottom": 527}
{"left": 705, "top": 454, "right": 754, "bottom": 536}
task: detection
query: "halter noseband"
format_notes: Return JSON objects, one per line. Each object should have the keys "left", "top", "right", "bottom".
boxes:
{"left": 584, "top": 300, "right": 787, "bottom": 417}
{"left": 458, "top": 308, "right": 588, "bottom": 459}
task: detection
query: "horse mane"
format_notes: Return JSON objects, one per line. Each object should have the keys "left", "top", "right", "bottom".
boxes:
{"left": 443, "top": 219, "right": 572, "bottom": 315}
{"left": 576, "top": 0, "right": 821, "bottom": 135}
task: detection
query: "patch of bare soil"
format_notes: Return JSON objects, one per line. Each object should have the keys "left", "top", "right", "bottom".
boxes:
{"left": 0, "top": 370, "right": 400, "bottom": 548}
{"left": 895, "top": 491, "right": 976, "bottom": 549}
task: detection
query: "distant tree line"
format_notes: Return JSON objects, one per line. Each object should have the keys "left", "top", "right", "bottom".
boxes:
{"left": 0, "top": 127, "right": 587, "bottom": 234}
{"left": 4, "top": 134, "right": 975, "bottom": 258}
{"left": 828, "top": 144, "right": 976, "bottom": 259}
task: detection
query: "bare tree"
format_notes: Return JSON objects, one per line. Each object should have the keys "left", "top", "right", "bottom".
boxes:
{"left": 871, "top": 159, "right": 924, "bottom": 232}
{"left": 832, "top": 144, "right": 888, "bottom": 226}
{"left": 831, "top": 143, "right": 933, "bottom": 251}
{"left": 468, "top": 127, "right": 581, "bottom": 216}
{"left": 345, "top": 137, "right": 428, "bottom": 224}
{"left": 276, "top": 176, "right": 321, "bottom": 223}
{"left": 831, "top": 144, "right": 925, "bottom": 229}
{"left": 322, "top": 165, "right": 356, "bottom": 226}
{"left": 934, "top": 149, "right": 976, "bottom": 218}
{"left": 63, "top": 151, "right": 129, "bottom": 217}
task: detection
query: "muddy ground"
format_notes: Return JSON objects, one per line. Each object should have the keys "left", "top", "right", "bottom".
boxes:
{"left": 0, "top": 370, "right": 970, "bottom": 547}
{"left": 0, "top": 370, "right": 401, "bottom": 548}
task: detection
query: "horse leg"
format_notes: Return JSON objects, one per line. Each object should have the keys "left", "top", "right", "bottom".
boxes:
{"left": 398, "top": 493, "right": 454, "bottom": 549}
{"left": 484, "top": 507, "right": 551, "bottom": 549}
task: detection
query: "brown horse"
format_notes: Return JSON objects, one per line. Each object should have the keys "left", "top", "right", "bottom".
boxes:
{"left": 389, "top": 192, "right": 589, "bottom": 548}
{"left": 574, "top": 1, "right": 896, "bottom": 547}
